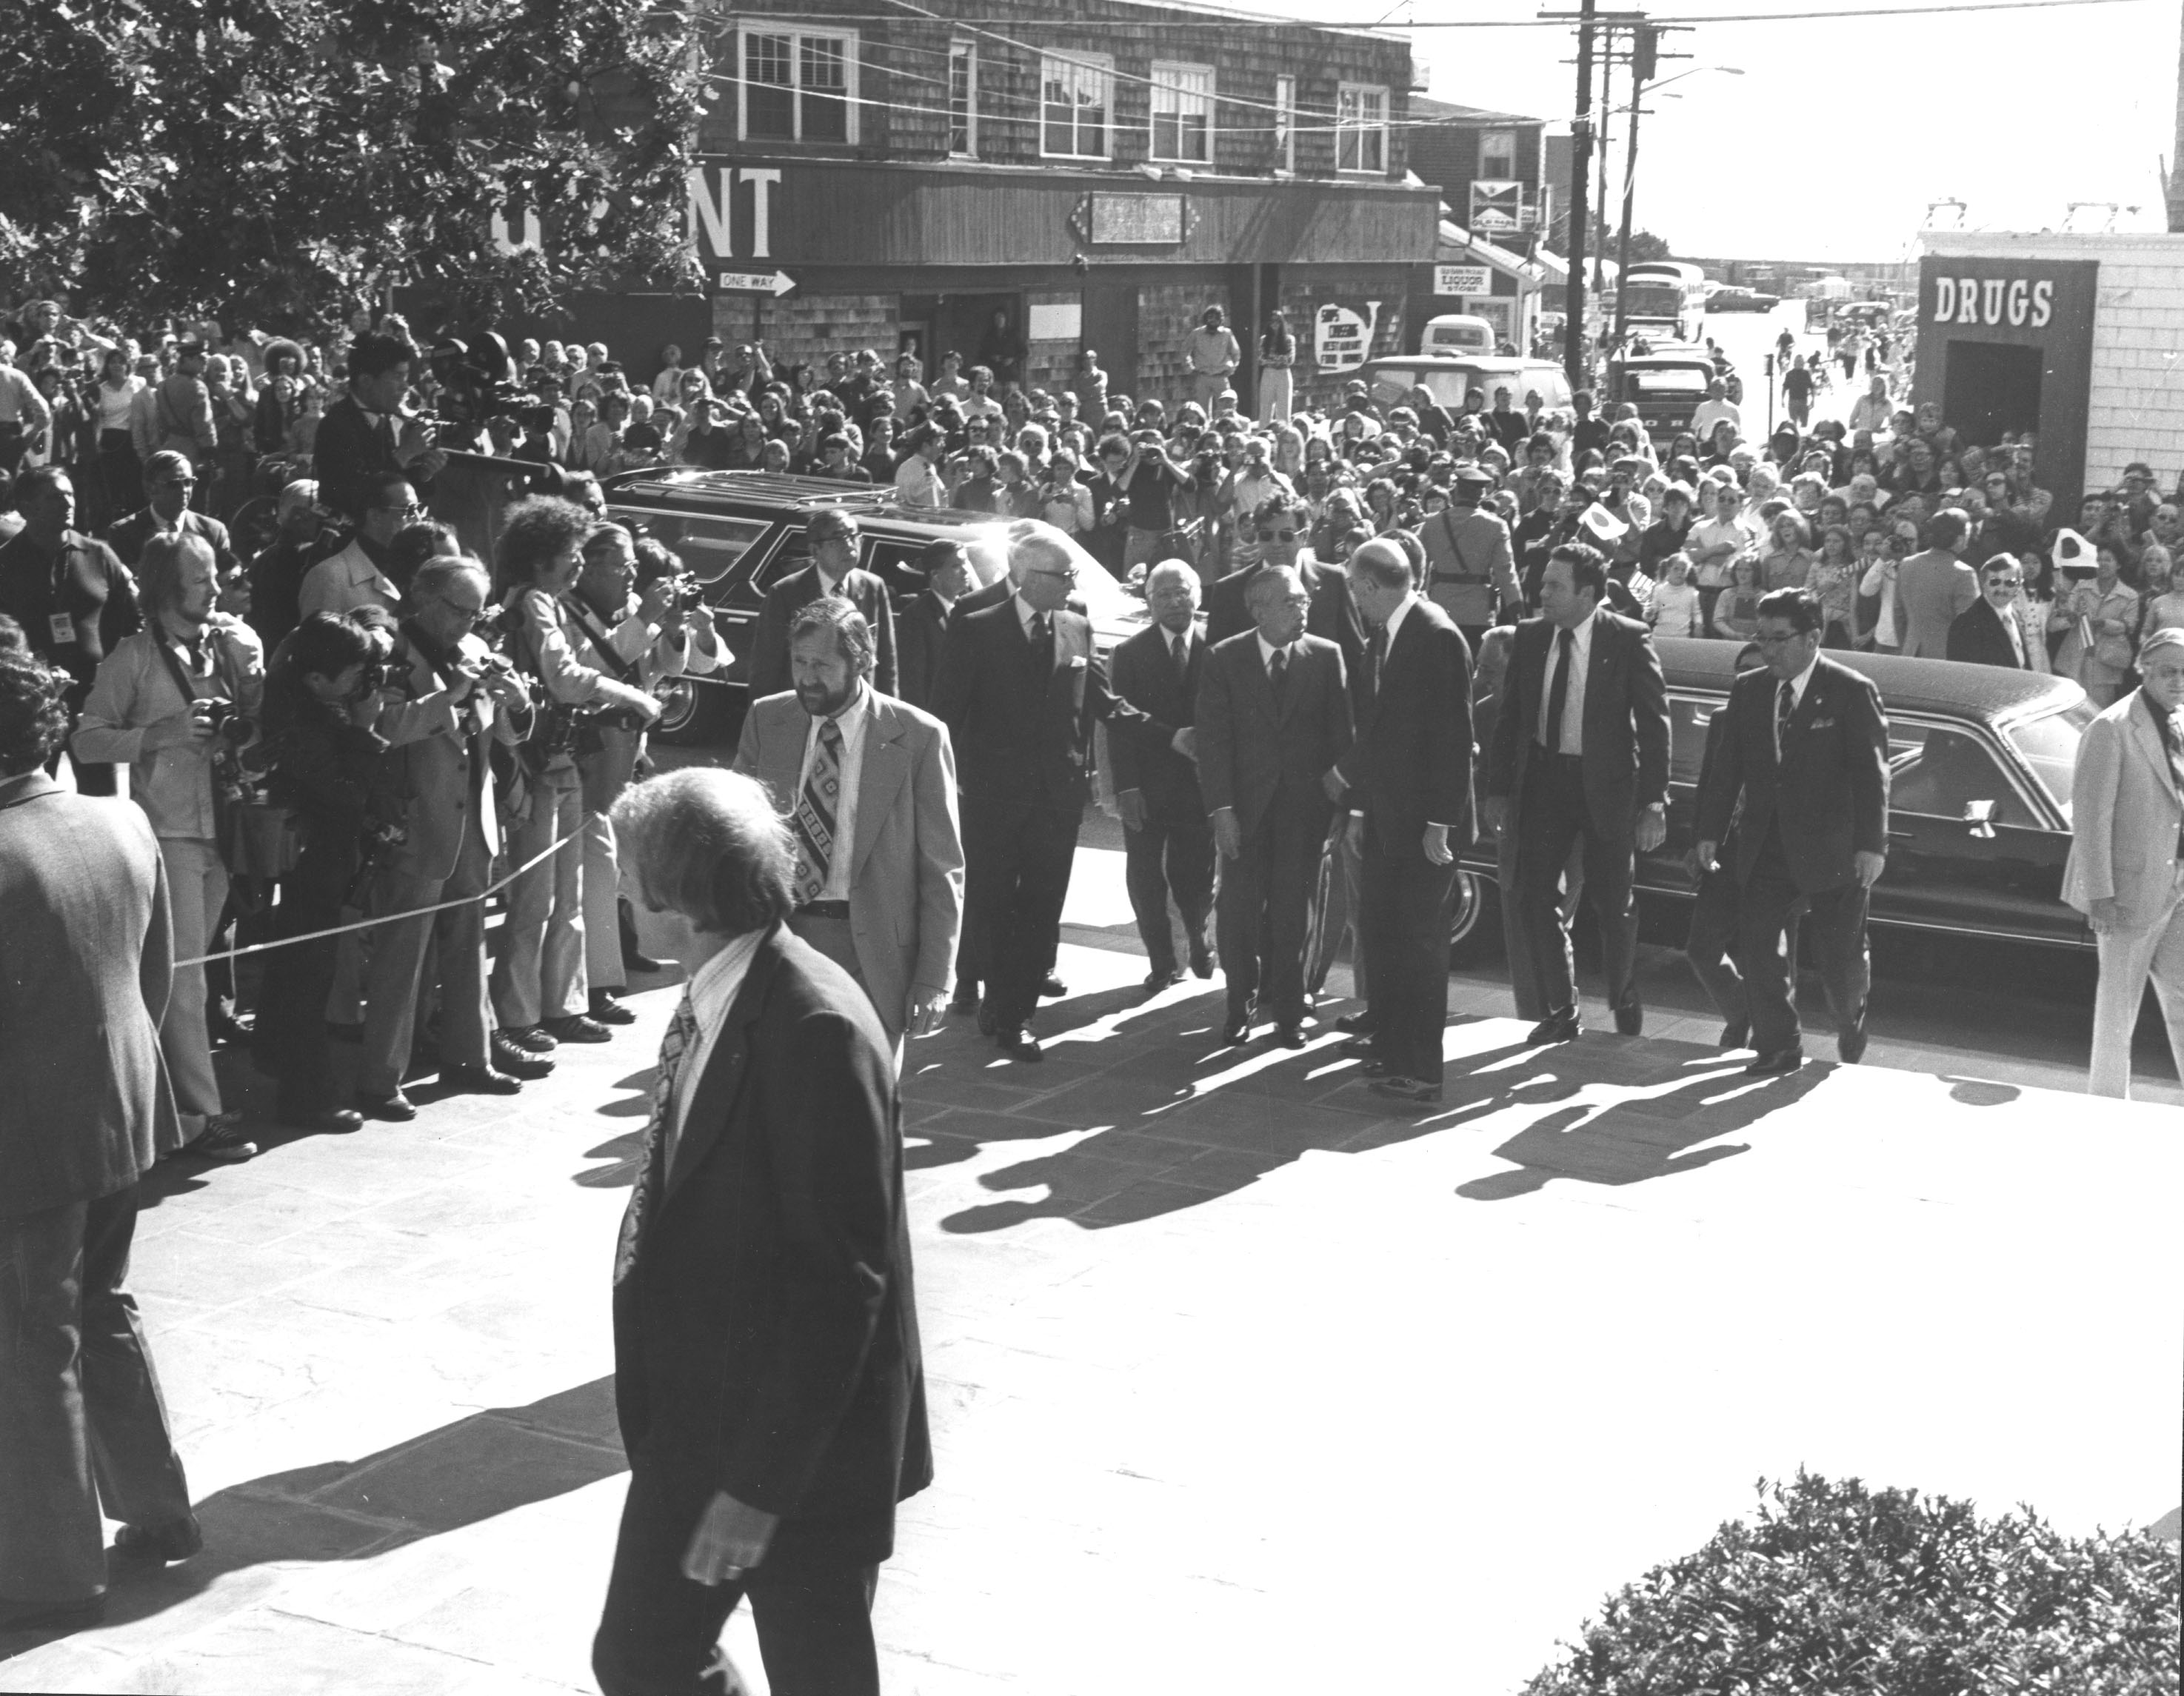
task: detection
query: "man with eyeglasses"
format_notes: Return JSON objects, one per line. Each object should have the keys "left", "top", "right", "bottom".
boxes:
{"left": 299, "top": 470, "right": 415, "bottom": 620}
{"left": 1203, "top": 493, "right": 1364, "bottom": 670}
{"left": 102, "top": 450, "right": 238, "bottom": 583}
{"left": 749, "top": 510, "right": 897, "bottom": 701}
{"left": 1947, "top": 555, "right": 2037, "bottom": 670}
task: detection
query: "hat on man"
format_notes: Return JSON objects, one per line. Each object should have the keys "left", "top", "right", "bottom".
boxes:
{"left": 2141, "top": 627, "right": 2184, "bottom": 663}
{"left": 1452, "top": 467, "right": 1495, "bottom": 499}
{"left": 1579, "top": 504, "right": 1629, "bottom": 544}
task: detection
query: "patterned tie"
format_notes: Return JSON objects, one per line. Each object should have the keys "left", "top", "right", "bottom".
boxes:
{"left": 791, "top": 718, "right": 843, "bottom": 904}
{"left": 612, "top": 990, "right": 699, "bottom": 1284}
{"left": 1776, "top": 678, "right": 1796, "bottom": 763}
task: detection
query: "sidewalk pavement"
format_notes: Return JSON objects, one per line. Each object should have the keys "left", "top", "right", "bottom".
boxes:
{"left": 3, "top": 847, "right": 2179, "bottom": 1695}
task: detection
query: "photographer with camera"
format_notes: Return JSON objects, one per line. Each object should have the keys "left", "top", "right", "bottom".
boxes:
{"left": 490, "top": 499, "right": 662, "bottom": 1052}
{"left": 73, "top": 530, "right": 266, "bottom": 1164}
{"left": 567, "top": 524, "right": 721, "bottom": 1019}
{"left": 251, "top": 611, "right": 394, "bottom": 1134}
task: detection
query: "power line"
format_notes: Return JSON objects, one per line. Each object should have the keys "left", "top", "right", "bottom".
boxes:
{"left": 708, "top": 0, "right": 2148, "bottom": 24}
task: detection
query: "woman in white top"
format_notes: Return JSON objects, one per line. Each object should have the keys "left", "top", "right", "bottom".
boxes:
{"left": 92, "top": 347, "right": 147, "bottom": 518}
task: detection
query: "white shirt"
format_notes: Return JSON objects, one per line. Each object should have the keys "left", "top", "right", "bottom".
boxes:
{"left": 1774, "top": 652, "right": 1820, "bottom": 761}
{"left": 1997, "top": 599, "right": 2026, "bottom": 665}
{"left": 1690, "top": 398, "right": 1742, "bottom": 441}
{"left": 1013, "top": 590, "right": 1052, "bottom": 640}
{"left": 1538, "top": 607, "right": 1597, "bottom": 757}
{"left": 1163, "top": 626, "right": 1191, "bottom": 667}
{"left": 665, "top": 928, "right": 767, "bottom": 1169}
{"left": 1255, "top": 631, "right": 1294, "bottom": 676}
{"left": 1380, "top": 591, "right": 1419, "bottom": 651}
{"left": 797, "top": 684, "right": 871, "bottom": 903}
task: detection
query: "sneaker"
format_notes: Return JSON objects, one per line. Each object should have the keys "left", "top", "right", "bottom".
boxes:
{"left": 544, "top": 1013, "right": 612, "bottom": 1044}
{"left": 190, "top": 1112, "right": 258, "bottom": 1163}
{"left": 587, "top": 990, "right": 638, "bottom": 1026}
{"left": 490, "top": 1033, "right": 556, "bottom": 1080}
{"left": 501, "top": 1025, "right": 558, "bottom": 1055}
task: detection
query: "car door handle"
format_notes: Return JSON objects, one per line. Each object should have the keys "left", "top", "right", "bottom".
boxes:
{"left": 1887, "top": 828, "right": 1914, "bottom": 841}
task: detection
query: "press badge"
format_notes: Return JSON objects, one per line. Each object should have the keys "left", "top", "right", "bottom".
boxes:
{"left": 48, "top": 613, "right": 76, "bottom": 647}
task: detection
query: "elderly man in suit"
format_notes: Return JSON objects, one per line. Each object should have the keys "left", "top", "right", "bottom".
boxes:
{"left": 1483, "top": 541, "right": 1671, "bottom": 1045}
{"left": 732, "top": 597, "right": 962, "bottom": 1050}
{"left": 1197, "top": 563, "right": 1353, "bottom": 1046}
{"left": 1332, "top": 538, "right": 1475, "bottom": 1104}
{"left": 1894, "top": 509, "right": 1980, "bottom": 660}
{"left": 1947, "top": 555, "right": 2037, "bottom": 671}
{"left": 297, "top": 470, "right": 415, "bottom": 621}
{"left": 931, "top": 524, "right": 1149, "bottom": 1060}
{"left": 1696, "top": 587, "right": 1890, "bottom": 1076}
{"left": 0, "top": 652, "right": 199, "bottom": 1634}
{"left": 749, "top": 509, "right": 897, "bottom": 701}
{"left": 593, "top": 768, "right": 929, "bottom": 1696}
{"left": 1110, "top": 561, "right": 1215, "bottom": 989}
{"left": 2063, "top": 627, "right": 2184, "bottom": 1098}
{"left": 894, "top": 538, "right": 970, "bottom": 711}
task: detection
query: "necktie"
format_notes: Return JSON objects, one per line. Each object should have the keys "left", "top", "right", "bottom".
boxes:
{"left": 1364, "top": 625, "right": 1386, "bottom": 706}
{"left": 1543, "top": 627, "right": 1575, "bottom": 753}
{"left": 1776, "top": 679, "right": 1796, "bottom": 762}
{"left": 378, "top": 411, "right": 398, "bottom": 455}
{"left": 1268, "top": 645, "right": 1289, "bottom": 710}
{"left": 791, "top": 718, "right": 843, "bottom": 904}
{"left": 612, "top": 990, "right": 699, "bottom": 1284}
{"left": 1171, "top": 632, "right": 1189, "bottom": 684}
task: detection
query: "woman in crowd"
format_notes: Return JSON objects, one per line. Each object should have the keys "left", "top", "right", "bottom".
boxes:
{"left": 1712, "top": 553, "right": 1765, "bottom": 641}
{"left": 90, "top": 346, "right": 147, "bottom": 519}
{"left": 1258, "top": 310, "right": 1296, "bottom": 424}
{"left": 2053, "top": 543, "right": 2141, "bottom": 707}
{"left": 1756, "top": 508, "right": 1816, "bottom": 592}
{"left": 1808, "top": 524, "right": 1862, "bottom": 648}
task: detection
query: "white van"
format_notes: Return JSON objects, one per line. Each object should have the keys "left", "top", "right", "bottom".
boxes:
{"left": 1420, "top": 315, "right": 1497, "bottom": 356}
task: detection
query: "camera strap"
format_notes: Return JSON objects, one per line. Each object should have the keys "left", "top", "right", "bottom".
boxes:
{"left": 150, "top": 622, "right": 230, "bottom": 712}
{"left": 563, "top": 594, "right": 643, "bottom": 688}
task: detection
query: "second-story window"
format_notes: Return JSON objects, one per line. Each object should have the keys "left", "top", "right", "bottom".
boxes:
{"left": 1149, "top": 61, "right": 1213, "bottom": 164}
{"left": 948, "top": 39, "right": 977, "bottom": 157}
{"left": 1273, "top": 74, "right": 1296, "bottom": 173}
{"left": 1480, "top": 127, "right": 1517, "bottom": 181}
{"left": 742, "top": 26, "right": 856, "bottom": 144}
{"left": 1041, "top": 52, "right": 1113, "bottom": 159}
{"left": 1336, "top": 82, "right": 1388, "bottom": 174}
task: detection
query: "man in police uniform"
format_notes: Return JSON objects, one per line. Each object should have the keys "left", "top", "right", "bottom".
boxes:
{"left": 1421, "top": 467, "right": 1520, "bottom": 652}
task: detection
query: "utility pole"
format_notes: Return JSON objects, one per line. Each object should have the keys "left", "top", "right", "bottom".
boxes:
{"left": 1610, "top": 24, "right": 1656, "bottom": 347}
{"left": 1563, "top": 0, "right": 1595, "bottom": 391}
{"left": 1592, "top": 30, "right": 1613, "bottom": 296}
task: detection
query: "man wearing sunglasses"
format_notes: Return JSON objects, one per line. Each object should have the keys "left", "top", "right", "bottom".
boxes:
{"left": 298, "top": 470, "right": 417, "bottom": 620}
{"left": 101, "top": 451, "right": 238, "bottom": 584}
{"left": 1203, "top": 493, "right": 1365, "bottom": 672}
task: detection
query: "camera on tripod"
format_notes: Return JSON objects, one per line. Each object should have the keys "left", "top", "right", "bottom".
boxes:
{"left": 427, "top": 331, "right": 530, "bottom": 430}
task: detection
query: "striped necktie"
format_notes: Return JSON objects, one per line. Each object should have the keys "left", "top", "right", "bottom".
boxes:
{"left": 790, "top": 718, "right": 843, "bottom": 904}
{"left": 612, "top": 990, "right": 698, "bottom": 1284}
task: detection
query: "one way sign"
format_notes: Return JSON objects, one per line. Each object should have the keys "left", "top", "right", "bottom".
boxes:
{"left": 717, "top": 269, "right": 797, "bottom": 297}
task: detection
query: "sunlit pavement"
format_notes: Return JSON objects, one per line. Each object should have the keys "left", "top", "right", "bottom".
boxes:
{"left": 3, "top": 837, "right": 2177, "bottom": 1696}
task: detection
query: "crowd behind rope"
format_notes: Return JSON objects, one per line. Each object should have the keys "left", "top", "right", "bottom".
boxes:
{"left": 4, "top": 293, "right": 2184, "bottom": 1156}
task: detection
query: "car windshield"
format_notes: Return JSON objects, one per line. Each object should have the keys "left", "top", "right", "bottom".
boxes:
{"left": 2006, "top": 701, "right": 2096, "bottom": 822}
{"left": 1367, "top": 368, "right": 1492, "bottom": 410}
{"left": 1625, "top": 366, "right": 1712, "bottom": 398}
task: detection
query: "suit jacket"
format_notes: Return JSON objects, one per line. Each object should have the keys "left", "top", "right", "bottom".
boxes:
{"left": 1946, "top": 597, "right": 2031, "bottom": 670}
{"left": 1107, "top": 621, "right": 1210, "bottom": 826}
{"left": 0, "top": 773, "right": 178, "bottom": 1216}
{"left": 2063, "top": 689, "right": 2184, "bottom": 929}
{"left": 312, "top": 392, "right": 410, "bottom": 524}
{"left": 930, "top": 595, "right": 1148, "bottom": 814}
{"left": 1203, "top": 558, "right": 1365, "bottom": 674}
{"left": 751, "top": 564, "right": 898, "bottom": 700}
{"left": 894, "top": 590, "right": 952, "bottom": 710}
{"left": 1694, "top": 653, "right": 1890, "bottom": 894}
{"left": 733, "top": 690, "right": 965, "bottom": 1040}
{"left": 102, "top": 506, "right": 238, "bottom": 580}
{"left": 1895, "top": 549, "right": 1980, "bottom": 659}
{"left": 1336, "top": 598, "right": 1475, "bottom": 846}
{"left": 370, "top": 624, "right": 530, "bottom": 883}
{"left": 612, "top": 927, "right": 931, "bottom": 1542}
{"left": 298, "top": 538, "right": 401, "bottom": 621}
{"left": 1486, "top": 609, "right": 1671, "bottom": 844}
{"left": 1195, "top": 632, "right": 1352, "bottom": 837}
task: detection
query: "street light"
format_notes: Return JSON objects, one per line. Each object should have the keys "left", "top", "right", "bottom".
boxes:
{"left": 1611, "top": 65, "right": 1743, "bottom": 348}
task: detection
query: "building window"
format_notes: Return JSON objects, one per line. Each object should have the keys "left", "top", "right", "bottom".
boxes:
{"left": 1336, "top": 82, "right": 1389, "bottom": 174}
{"left": 948, "top": 39, "right": 977, "bottom": 156}
{"left": 1149, "top": 61, "right": 1213, "bottom": 164}
{"left": 741, "top": 27, "right": 856, "bottom": 144}
{"left": 1479, "top": 127, "right": 1517, "bottom": 181}
{"left": 1273, "top": 74, "right": 1296, "bottom": 173}
{"left": 1041, "top": 52, "right": 1113, "bottom": 159}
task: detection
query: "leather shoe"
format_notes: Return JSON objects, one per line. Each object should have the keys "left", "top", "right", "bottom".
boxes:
{"left": 490, "top": 1035, "right": 555, "bottom": 1081}
{"left": 1143, "top": 964, "right": 1185, "bottom": 991}
{"left": 0, "top": 1592, "right": 105, "bottom": 1632}
{"left": 1187, "top": 943, "right": 1215, "bottom": 979}
{"left": 1369, "top": 1075, "right": 1443, "bottom": 1105}
{"left": 1040, "top": 973, "right": 1068, "bottom": 999}
{"left": 587, "top": 990, "right": 638, "bottom": 1026}
{"left": 1333, "top": 1011, "right": 1375, "bottom": 1034}
{"left": 995, "top": 1026, "right": 1043, "bottom": 1062}
{"left": 1719, "top": 1020, "right": 1751, "bottom": 1051}
{"left": 544, "top": 1013, "right": 612, "bottom": 1044}
{"left": 1612, "top": 998, "right": 1643, "bottom": 1036}
{"left": 441, "top": 1064, "right": 523, "bottom": 1095}
{"left": 113, "top": 1516, "right": 203, "bottom": 1564}
{"left": 1275, "top": 1023, "right": 1307, "bottom": 1049}
{"left": 1527, "top": 1008, "right": 1581, "bottom": 1046}
{"left": 1220, "top": 1009, "right": 1254, "bottom": 1046}
{"left": 1744, "top": 1046, "right": 1804, "bottom": 1077}
{"left": 1837, "top": 1010, "right": 1869, "bottom": 1064}
{"left": 357, "top": 1089, "right": 416, "bottom": 1122}
{"left": 278, "top": 1106, "right": 363, "bottom": 1135}
{"left": 1338, "top": 1035, "right": 1379, "bottom": 1060}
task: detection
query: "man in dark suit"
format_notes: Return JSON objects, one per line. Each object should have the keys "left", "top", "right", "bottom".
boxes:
{"left": 1203, "top": 491, "right": 1364, "bottom": 674}
{"left": 1484, "top": 541, "right": 1671, "bottom": 1044}
{"left": 1946, "top": 555, "right": 2035, "bottom": 670}
{"left": 1197, "top": 564, "right": 1353, "bottom": 1046}
{"left": 311, "top": 331, "right": 446, "bottom": 525}
{"left": 1696, "top": 587, "right": 1890, "bottom": 1075}
{"left": 749, "top": 509, "right": 898, "bottom": 701}
{"left": 101, "top": 450, "right": 241, "bottom": 581}
{"left": 1109, "top": 561, "right": 1216, "bottom": 989}
{"left": 595, "top": 768, "right": 928, "bottom": 1696}
{"left": 0, "top": 653, "right": 198, "bottom": 1632}
{"left": 1331, "top": 538, "right": 1475, "bottom": 1104}
{"left": 931, "top": 528, "right": 1149, "bottom": 1059}
{"left": 894, "top": 538, "right": 970, "bottom": 710}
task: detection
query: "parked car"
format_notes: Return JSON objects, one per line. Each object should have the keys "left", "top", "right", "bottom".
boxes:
{"left": 1607, "top": 350, "right": 1721, "bottom": 446}
{"left": 1706, "top": 286, "right": 1767, "bottom": 313}
{"left": 1451, "top": 640, "right": 2099, "bottom": 958}
{"left": 1359, "top": 355, "right": 1574, "bottom": 421}
{"left": 598, "top": 470, "right": 1149, "bottom": 744}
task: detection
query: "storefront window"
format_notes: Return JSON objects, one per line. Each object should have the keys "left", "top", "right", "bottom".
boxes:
{"left": 1337, "top": 84, "right": 1388, "bottom": 174}
{"left": 741, "top": 27, "right": 856, "bottom": 144}
{"left": 1150, "top": 62, "right": 1213, "bottom": 164}
{"left": 949, "top": 39, "right": 977, "bottom": 157}
{"left": 1042, "top": 53, "right": 1113, "bottom": 159}
{"left": 1479, "top": 128, "right": 1517, "bottom": 181}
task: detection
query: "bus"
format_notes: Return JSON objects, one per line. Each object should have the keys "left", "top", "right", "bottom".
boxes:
{"left": 1622, "top": 261, "right": 1708, "bottom": 344}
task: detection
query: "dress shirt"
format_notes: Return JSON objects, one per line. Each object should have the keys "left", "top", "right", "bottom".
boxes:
{"left": 664, "top": 927, "right": 767, "bottom": 1169}
{"left": 1254, "top": 632, "right": 1293, "bottom": 675}
{"left": 1774, "top": 652, "right": 1820, "bottom": 761}
{"left": 2000, "top": 603, "right": 2026, "bottom": 666}
{"left": 1013, "top": 590, "right": 1050, "bottom": 641}
{"left": 798, "top": 684, "right": 872, "bottom": 903}
{"left": 71, "top": 617, "right": 263, "bottom": 840}
{"left": 1538, "top": 607, "right": 1597, "bottom": 756}
{"left": 1165, "top": 626, "right": 1192, "bottom": 669}
{"left": 1380, "top": 591, "right": 1419, "bottom": 650}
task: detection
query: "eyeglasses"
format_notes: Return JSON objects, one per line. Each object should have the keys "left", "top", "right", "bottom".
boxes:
{"left": 1256, "top": 528, "right": 1299, "bottom": 542}
{"left": 1027, "top": 565, "right": 1078, "bottom": 583}
{"left": 156, "top": 476, "right": 197, "bottom": 490}
{"left": 375, "top": 501, "right": 426, "bottom": 518}
{"left": 437, "top": 599, "right": 486, "bottom": 621}
{"left": 1986, "top": 577, "right": 2023, "bottom": 590}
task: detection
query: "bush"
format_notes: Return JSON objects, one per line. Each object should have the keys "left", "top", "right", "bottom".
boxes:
{"left": 1523, "top": 1471, "right": 2180, "bottom": 1695}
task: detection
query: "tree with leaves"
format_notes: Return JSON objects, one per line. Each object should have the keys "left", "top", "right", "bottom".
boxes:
{"left": 1625, "top": 230, "right": 1673, "bottom": 265}
{"left": 0, "top": 0, "right": 707, "bottom": 335}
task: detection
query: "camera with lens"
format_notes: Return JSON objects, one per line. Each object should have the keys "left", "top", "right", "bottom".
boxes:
{"left": 348, "top": 621, "right": 398, "bottom": 702}
{"left": 427, "top": 331, "right": 530, "bottom": 430}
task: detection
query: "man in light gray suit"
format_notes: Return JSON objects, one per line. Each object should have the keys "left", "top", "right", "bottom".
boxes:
{"left": 1893, "top": 509, "right": 1980, "bottom": 659}
{"left": 733, "top": 596, "right": 963, "bottom": 1050}
{"left": 2064, "top": 627, "right": 2184, "bottom": 1098}
{"left": 0, "top": 650, "right": 199, "bottom": 1632}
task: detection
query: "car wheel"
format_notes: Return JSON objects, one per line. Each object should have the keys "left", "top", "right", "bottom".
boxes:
{"left": 650, "top": 677, "right": 729, "bottom": 747}
{"left": 1447, "top": 869, "right": 1505, "bottom": 966}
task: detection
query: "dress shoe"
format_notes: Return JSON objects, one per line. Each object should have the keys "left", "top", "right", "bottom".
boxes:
{"left": 1612, "top": 998, "right": 1643, "bottom": 1036}
{"left": 1143, "top": 964, "right": 1185, "bottom": 991}
{"left": 1187, "top": 943, "right": 1215, "bottom": 979}
{"left": 1275, "top": 1023, "right": 1307, "bottom": 1049}
{"left": 1837, "top": 1008, "right": 1869, "bottom": 1065}
{"left": 357, "top": 1089, "right": 416, "bottom": 1122}
{"left": 1719, "top": 1020, "right": 1751, "bottom": 1051}
{"left": 0, "top": 1592, "right": 105, "bottom": 1632}
{"left": 1338, "top": 1035, "right": 1379, "bottom": 1060}
{"left": 1220, "top": 1009, "right": 1254, "bottom": 1046}
{"left": 276, "top": 1106, "right": 363, "bottom": 1135}
{"left": 1369, "top": 1075, "right": 1443, "bottom": 1106}
{"left": 1333, "top": 1011, "right": 1375, "bottom": 1035}
{"left": 501, "top": 1024, "right": 558, "bottom": 1055}
{"left": 113, "top": 1516, "right": 204, "bottom": 1564}
{"left": 544, "top": 1012, "right": 612, "bottom": 1044}
{"left": 1040, "top": 972, "right": 1068, "bottom": 999}
{"left": 490, "top": 1035, "right": 556, "bottom": 1080}
{"left": 1743, "top": 1046, "right": 1804, "bottom": 1078}
{"left": 1526, "top": 1008, "right": 1581, "bottom": 1046}
{"left": 441, "top": 1064, "right": 523, "bottom": 1095}
{"left": 949, "top": 983, "right": 981, "bottom": 1015}
{"left": 587, "top": 990, "right": 638, "bottom": 1026}
{"left": 995, "top": 1026, "right": 1043, "bottom": 1062}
